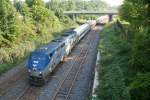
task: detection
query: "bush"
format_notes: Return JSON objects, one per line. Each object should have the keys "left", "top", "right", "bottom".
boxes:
{"left": 97, "top": 23, "right": 131, "bottom": 100}
{"left": 130, "top": 72, "right": 150, "bottom": 100}
{"left": 119, "top": 1, "right": 150, "bottom": 99}
{"left": 0, "top": 0, "right": 19, "bottom": 47}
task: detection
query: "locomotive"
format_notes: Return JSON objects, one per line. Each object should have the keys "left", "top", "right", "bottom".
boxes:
{"left": 26, "top": 22, "right": 95, "bottom": 85}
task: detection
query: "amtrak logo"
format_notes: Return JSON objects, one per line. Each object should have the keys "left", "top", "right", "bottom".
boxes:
{"left": 32, "top": 64, "right": 37, "bottom": 67}
{"left": 32, "top": 64, "right": 37, "bottom": 71}
{"left": 32, "top": 67, "right": 37, "bottom": 71}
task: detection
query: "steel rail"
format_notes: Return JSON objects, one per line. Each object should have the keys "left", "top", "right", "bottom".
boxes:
{"left": 15, "top": 85, "right": 31, "bottom": 100}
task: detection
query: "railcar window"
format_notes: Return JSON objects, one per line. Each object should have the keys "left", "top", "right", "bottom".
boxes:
{"left": 61, "top": 43, "right": 65, "bottom": 47}
{"left": 57, "top": 47, "right": 60, "bottom": 51}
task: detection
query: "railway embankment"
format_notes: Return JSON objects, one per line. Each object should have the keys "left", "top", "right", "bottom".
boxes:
{"left": 96, "top": 22, "right": 131, "bottom": 100}
{"left": 97, "top": 22, "right": 150, "bottom": 99}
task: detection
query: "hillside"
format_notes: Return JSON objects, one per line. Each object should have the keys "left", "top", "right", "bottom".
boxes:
{"left": 96, "top": 0, "right": 150, "bottom": 99}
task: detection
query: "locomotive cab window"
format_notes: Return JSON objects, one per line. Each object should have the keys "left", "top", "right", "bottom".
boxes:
{"left": 49, "top": 53, "right": 53, "bottom": 57}
{"left": 61, "top": 43, "right": 65, "bottom": 48}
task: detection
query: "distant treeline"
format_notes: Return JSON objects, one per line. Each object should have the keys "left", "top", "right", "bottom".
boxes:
{"left": 45, "top": 0, "right": 117, "bottom": 11}
{"left": 13, "top": 0, "right": 117, "bottom": 21}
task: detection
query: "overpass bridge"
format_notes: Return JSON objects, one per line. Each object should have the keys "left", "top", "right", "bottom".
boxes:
{"left": 64, "top": 11, "right": 118, "bottom": 21}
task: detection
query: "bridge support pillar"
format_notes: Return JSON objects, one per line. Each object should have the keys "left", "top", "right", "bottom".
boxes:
{"left": 72, "top": 14, "right": 75, "bottom": 21}
{"left": 72, "top": 14, "right": 77, "bottom": 21}
{"left": 108, "top": 14, "right": 113, "bottom": 22}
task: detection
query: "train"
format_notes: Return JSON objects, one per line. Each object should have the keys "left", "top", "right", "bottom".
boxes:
{"left": 26, "top": 21, "right": 96, "bottom": 85}
{"left": 96, "top": 15, "right": 109, "bottom": 25}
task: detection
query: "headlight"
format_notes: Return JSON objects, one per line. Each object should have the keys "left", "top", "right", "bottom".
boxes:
{"left": 28, "top": 69, "right": 31, "bottom": 72}
{"left": 39, "top": 72, "right": 42, "bottom": 77}
{"left": 33, "top": 67, "right": 37, "bottom": 71}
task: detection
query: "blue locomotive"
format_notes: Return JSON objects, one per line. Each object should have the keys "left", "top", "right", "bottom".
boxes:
{"left": 26, "top": 22, "right": 95, "bottom": 85}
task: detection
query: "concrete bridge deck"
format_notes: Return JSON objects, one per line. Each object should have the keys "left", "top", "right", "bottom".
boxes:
{"left": 64, "top": 11, "right": 118, "bottom": 15}
{"left": 64, "top": 11, "right": 118, "bottom": 21}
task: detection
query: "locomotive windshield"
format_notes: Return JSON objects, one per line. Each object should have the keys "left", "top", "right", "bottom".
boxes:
{"left": 31, "top": 55, "right": 46, "bottom": 60}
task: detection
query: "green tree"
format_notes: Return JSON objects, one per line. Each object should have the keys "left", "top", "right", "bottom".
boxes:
{"left": 47, "top": 0, "right": 61, "bottom": 12}
{"left": 119, "top": 0, "right": 150, "bottom": 99}
{"left": 29, "top": 0, "right": 60, "bottom": 35}
{"left": 0, "top": 0, "right": 19, "bottom": 47}
{"left": 20, "top": 2, "right": 31, "bottom": 20}
{"left": 130, "top": 72, "right": 150, "bottom": 100}
{"left": 119, "top": 0, "right": 149, "bottom": 29}
{"left": 13, "top": 0, "right": 25, "bottom": 13}
{"left": 26, "top": 0, "right": 44, "bottom": 7}
{"left": 46, "top": 0, "right": 66, "bottom": 21}
{"left": 66, "top": 0, "right": 75, "bottom": 11}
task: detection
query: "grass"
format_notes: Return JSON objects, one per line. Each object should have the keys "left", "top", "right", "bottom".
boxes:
{"left": 0, "top": 60, "right": 20, "bottom": 75}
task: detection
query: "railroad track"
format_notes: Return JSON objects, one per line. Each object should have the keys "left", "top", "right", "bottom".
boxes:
{"left": 0, "top": 62, "right": 27, "bottom": 97}
{"left": 51, "top": 29, "right": 95, "bottom": 100}
{"left": 15, "top": 85, "right": 41, "bottom": 100}
{"left": 0, "top": 74, "right": 27, "bottom": 97}
{"left": 15, "top": 85, "right": 31, "bottom": 100}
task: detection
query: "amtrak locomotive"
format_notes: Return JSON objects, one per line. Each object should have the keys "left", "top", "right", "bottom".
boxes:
{"left": 27, "top": 22, "right": 95, "bottom": 85}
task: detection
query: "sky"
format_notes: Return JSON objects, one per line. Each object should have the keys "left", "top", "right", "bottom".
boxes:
{"left": 102, "top": 0, "right": 124, "bottom": 6}
{"left": 11, "top": 0, "right": 124, "bottom": 6}
{"left": 45, "top": 0, "right": 124, "bottom": 6}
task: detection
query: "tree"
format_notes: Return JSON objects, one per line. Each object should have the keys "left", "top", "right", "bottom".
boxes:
{"left": 26, "top": 0, "right": 44, "bottom": 7}
{"left": 27, "top": 0, "right": 60, "bottom": 34}
{"left": 20, "top": 2, "right": 31, "bottom": 21}
{"left": 48, "top": 0, "right": 61, "bottom": 11}
{"left": 119, "top": 0, "right": 150, "bottom": 99}
{"left": 119, "top": 0, "right": 149, "bottom": 29}
{"left": 13, "top": 0, "right": 23, "bottom": 12}
{"left": 46, "top": 0, "right": 64, "bottom": 19}
{"left": 0, "top": 0, "right": 19, "bottom": 47}
{"left": 66, "top": 0, "right": 75, "bottom": 11}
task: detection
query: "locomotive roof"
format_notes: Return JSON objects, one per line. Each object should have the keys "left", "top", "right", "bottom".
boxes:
{"left": 63, "top": 30, "right": 76, "bottom": 35}
{"left": 61, "top": 31, "right": 76, "bottom": 38}
{"left": 65, "top": 30, "right": 76, "bottom": 33}
{"left": 34, "top": 41, "right": 64, "bottom": 55}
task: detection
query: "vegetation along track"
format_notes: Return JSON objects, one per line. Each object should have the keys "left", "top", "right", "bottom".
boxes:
{"left": 0, "top": 62, "right": 27, "bottom": 97}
